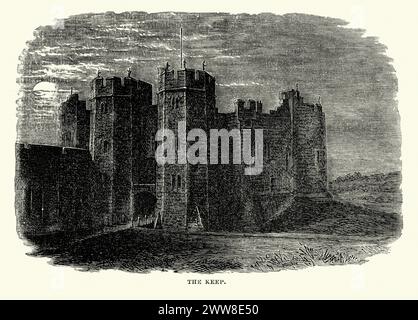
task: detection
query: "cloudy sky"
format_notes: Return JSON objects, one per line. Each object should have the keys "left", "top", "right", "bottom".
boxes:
{"left": 17, "top": 11, "right": 400, "bottom": 179}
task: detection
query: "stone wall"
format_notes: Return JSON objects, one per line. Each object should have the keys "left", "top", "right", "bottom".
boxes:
{"left": 15, "top": 143, "right": 100, "bottom": 236}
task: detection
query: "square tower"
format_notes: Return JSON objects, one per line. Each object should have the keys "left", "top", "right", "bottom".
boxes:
{"left": 89, "top": 74, "right": 152, "bottom": 225}
{"left": 155, "top": 65, "right": 216, "bottom": 230}
{"left": 60, "top": 93, "right": 90, "bottom": 149}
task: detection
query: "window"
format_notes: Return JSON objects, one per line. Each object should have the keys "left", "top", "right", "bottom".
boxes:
{"left": 63, "top": 132, "right": 72, "bottom": 145}
{"left": 169, "top": 174, "right": 182, "bottom": 191}
{"left": 264, "top": 141, "right": 271, "bottom": 159}
{"left": 171, "top": 175, "right": 176, "bottom": 191}
{"left": 147, "top": 135, "right": 155, "bottom": 158}
{"left": 270, "top": 177, "right": 276, "bottom": 192}
{"left": 286, "top": 150, "right": 292, "bottom": 170}
{"left": 314, "top": 149, "right": 326, "bottom": 170}
{"left": 103, "top": 140, "right": 110, "bottom": 153}
{"left": 177, "top": 175, "right": 182, "bottom": 190}
{"left": 100, "top": 101, "right": 109, "bottom": 113}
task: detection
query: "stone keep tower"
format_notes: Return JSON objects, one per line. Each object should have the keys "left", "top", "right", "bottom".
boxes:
{"left": 89, "top": 73, "right": 152, "bottom": 225}
{"left": 60, "top": 93, "right": 90, "bottom": 149}
{"left": 281, "top": 88, "right": 328, "bottom": 198}
{"left": 155, "top": 64, "right": 216, "bottom": 230}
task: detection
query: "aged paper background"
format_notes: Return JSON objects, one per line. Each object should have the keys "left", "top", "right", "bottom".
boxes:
{"left": 0, "top": 0, "right": 417, "bottom": 299}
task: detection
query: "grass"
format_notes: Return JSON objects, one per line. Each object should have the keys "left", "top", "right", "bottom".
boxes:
{"left": 265, "top": 198, "right": 402, "bottom": 238}
{"left": 27, "top": 228, "right": 392, "bottom": 273}
{"left": 249, "top": 244, "right": 364, "bottom": 272}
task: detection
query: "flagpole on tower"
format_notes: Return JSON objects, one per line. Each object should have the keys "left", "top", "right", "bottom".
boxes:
{"left": 180, "top": 26, "right": 183, "bottom": 69}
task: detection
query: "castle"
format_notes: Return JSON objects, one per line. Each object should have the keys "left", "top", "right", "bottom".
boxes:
{"left": 15, "top": 63, "right": 329, "bottom": 235}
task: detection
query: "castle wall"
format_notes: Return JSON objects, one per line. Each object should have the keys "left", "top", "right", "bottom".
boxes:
{"left": 132, "top": 81, "right": 154, "bottom": 187}
{"left": 135, "top": 105, "right": 157, "bottom": 186}
{"left": 112, "top": 95, "right": 133, "bottom": 223}
{"left": 207, "top": 100, "right": 295, "bottom": 232}
{"left": 241, "top": 107, "right": 294, "bottom": 229}
{"left": 15, "top": 143, "right": 100, "bottom": 236}
{"left": 206, "top": 111, "right": 245, "bottom": 231}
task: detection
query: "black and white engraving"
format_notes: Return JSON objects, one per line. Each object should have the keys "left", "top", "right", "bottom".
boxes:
{"left": 15, "top": 12, "right": 401, "bottom": 273}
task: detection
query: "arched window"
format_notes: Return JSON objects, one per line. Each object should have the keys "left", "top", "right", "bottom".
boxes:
{"left": 315, "top": 149, "right": 326, "bottom": 170}
{"left": 63, "top": 132, "right": 72, "bottom": 145}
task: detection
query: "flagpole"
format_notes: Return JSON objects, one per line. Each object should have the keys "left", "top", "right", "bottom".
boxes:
{"left": 180, "top": 27, "right": 183, "bottom": 68}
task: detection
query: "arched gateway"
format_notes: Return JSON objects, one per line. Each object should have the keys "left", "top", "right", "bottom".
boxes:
{"left": 134, "top": 191, "right": 157, "bottom": 228}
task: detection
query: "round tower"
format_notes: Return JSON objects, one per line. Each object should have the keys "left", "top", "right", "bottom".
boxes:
{"left": 286, "top": 89, "right": 329, "bottom": 198}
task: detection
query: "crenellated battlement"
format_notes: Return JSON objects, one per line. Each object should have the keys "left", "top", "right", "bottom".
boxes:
{"left": 235, "top": 99, "right": 263, "bottom": 115}
{"left": 61, "top": 93, "right": 87, "bottom": 113}
{"left": 299, "top": 103, "right": 323, "bottom": 114}
{"left": 280, "top": 88, "right": 323, "bottom": 116}
{"left": 91, "top": 75, "right": 152, "bottom": 98}
{"left": 66, "top": 93, "right": 82, "bottom": 103}
{"left": 227, "top": 98, "right": 288, "bottom": 122}
{"left": 158, "top": 67, "right": 215, "bottom": 92}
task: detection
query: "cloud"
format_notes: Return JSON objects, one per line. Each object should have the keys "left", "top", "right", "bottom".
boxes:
{"left": 211, "top": 55, "right": 241, "bottom": 60}
{"left": 217, "top": 81, "right": 263, "bottom": 87}
{"left": 17, "top": 12, "right": 400, "bottom": 177}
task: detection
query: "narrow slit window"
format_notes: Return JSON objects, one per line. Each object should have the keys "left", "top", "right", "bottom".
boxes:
{"left": 103, "top": 141, "right": 110, "bottom": 153}
{"left": 177, "top": 175, "right": 182, "bottom": 190}
{"left": 171, "top": 175, "right": 176, "bottom": 191}
{"left": 270, "top": 177, "right": 276, "bottom": 192}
